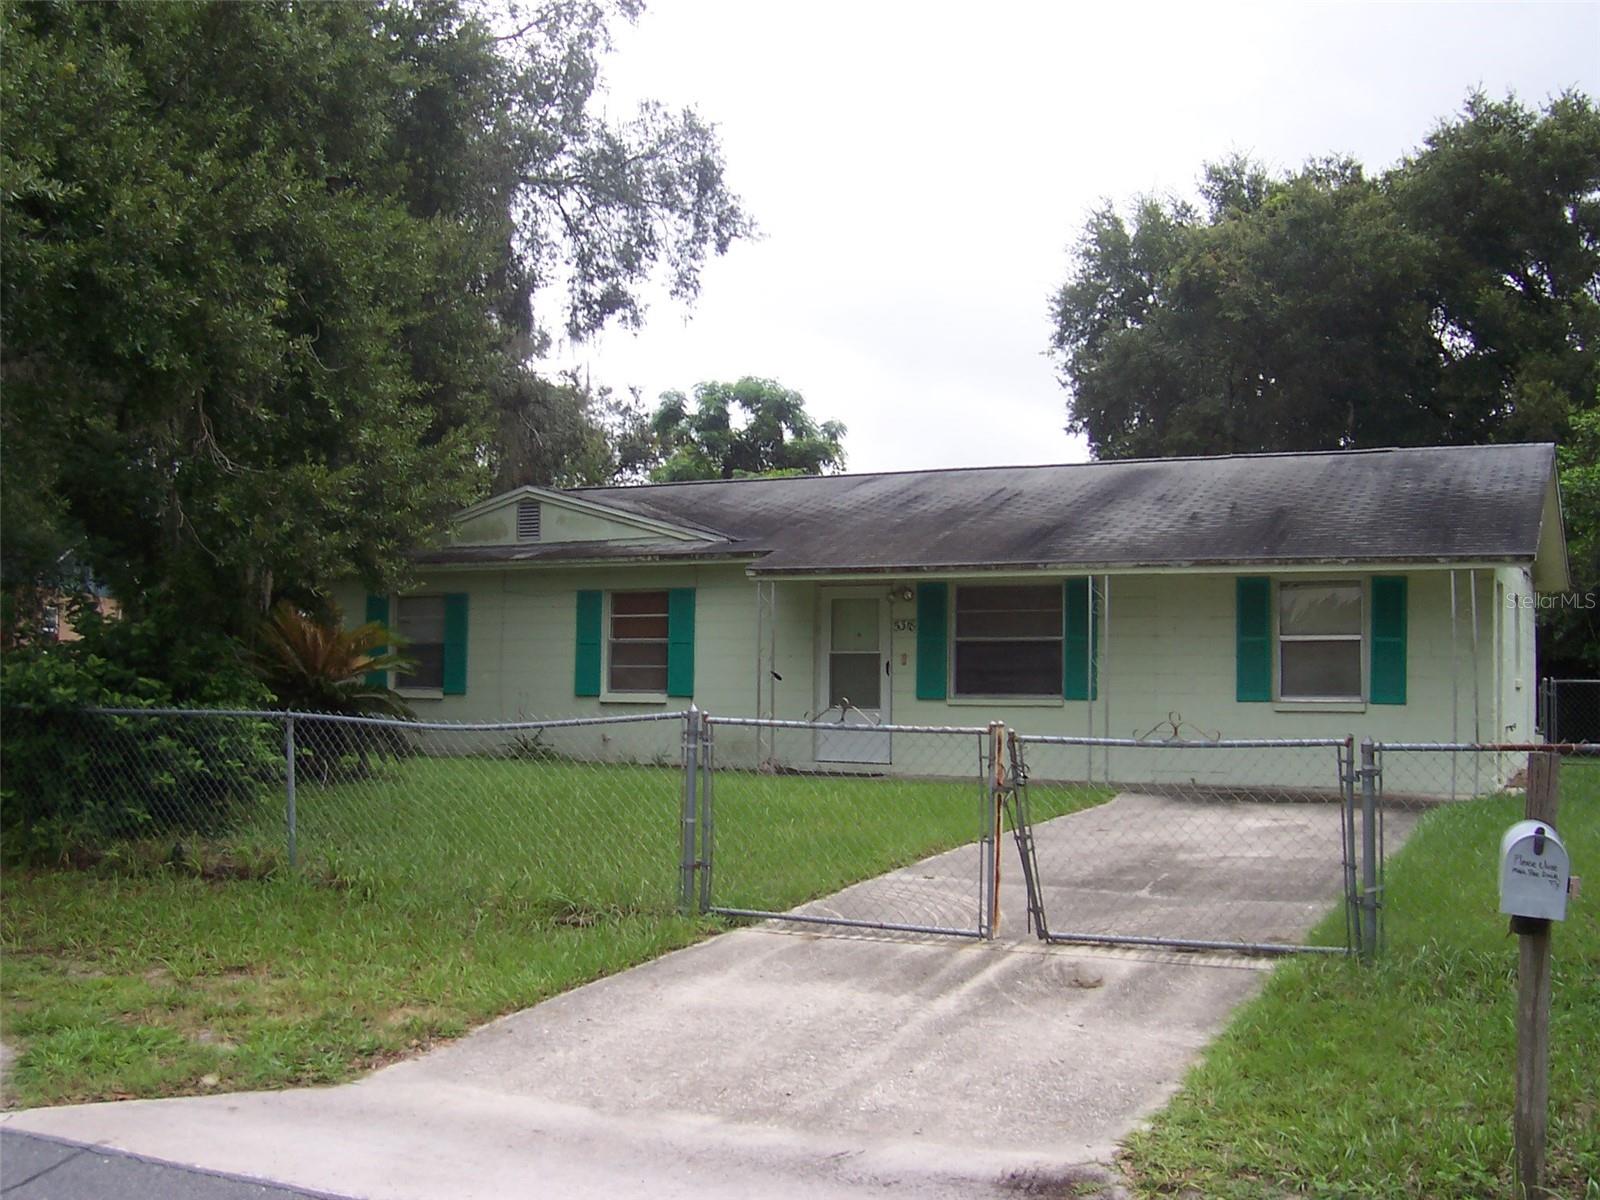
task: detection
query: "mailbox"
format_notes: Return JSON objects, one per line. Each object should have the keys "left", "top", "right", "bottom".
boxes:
{"left": 1499, "top": 821, "right": 1570, "bottom": 922}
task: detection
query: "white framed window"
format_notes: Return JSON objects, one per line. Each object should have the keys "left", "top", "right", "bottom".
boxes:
{"left": 952, "top": 584, "right": 1063, "bottom": 697}
{"left": 1277, "top": 581, "right": 1363, "bottom": 701}
{"left": 607, "top": 590, "right": 670, "bottom": 694}
{"left": 396, "top": 595, "right": 446, "bottom": 690}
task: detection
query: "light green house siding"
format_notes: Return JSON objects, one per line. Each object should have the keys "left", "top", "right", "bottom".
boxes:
{"left": 449, "top": 494, "right": 695, "bottom": 547}
{"left": 337, "top": 563, "right": 1533, "bottom": 792}
{"left": 885, "top": 569, "right": 1510, "bottom": 739}
{"left": 337, "top": 564, "right": 779, "bottom": 721}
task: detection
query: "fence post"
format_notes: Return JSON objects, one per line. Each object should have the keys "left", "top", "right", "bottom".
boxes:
{"left": 697, "top": 713, "right": 714, "bottom": 915}
{"left": 1359, "top": 737, "right": 1380, "bottom": 961}
{"left": 284, "top": 714, "right": 298, "bottom": 870}
{"left": 1514, "top": 750, "right": 1561, "bottom": 1200}
{"left": 1341, "top": 738, "right": 1359, "bottom": 953}
{"left": 986, "top": 721, "right": 1006, "bottom": 939}
{"left": 680, "top": 707, "right": 701, "bottom": 915}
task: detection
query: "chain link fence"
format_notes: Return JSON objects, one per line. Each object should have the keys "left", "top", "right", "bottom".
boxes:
{"left": 701, "top": 717, "right": 996, "bottom": 937}
{"left": 15, "top": 705, "right": 1589, "bottom": 959}
{"left": 1006, "top": 735, "right": 1359, "bottom": 954}
{"left": 1539, "top": 677, "right": 1600, "bottom": 747}
{"left": 1370, "top": 741, "right": 1598, "bottom": 954}
{"left": 2, "top": 707, "right": 694, "bottom": 924}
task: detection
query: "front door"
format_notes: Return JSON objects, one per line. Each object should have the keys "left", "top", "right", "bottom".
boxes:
{"left": 816, "top": 592, "right": 891, "bottom": 764}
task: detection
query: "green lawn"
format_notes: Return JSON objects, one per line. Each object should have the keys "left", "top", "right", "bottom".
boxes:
{"left": 1, "top": 755, "right": 1105, "bottom": 1107}
{"left": 1123, "top": 760, "right": 1600, "bottom": 1199}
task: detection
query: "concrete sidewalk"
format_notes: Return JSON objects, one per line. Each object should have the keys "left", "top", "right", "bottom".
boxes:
{"left": 2, "top": 795, "right": 1395, "bottom": 1199}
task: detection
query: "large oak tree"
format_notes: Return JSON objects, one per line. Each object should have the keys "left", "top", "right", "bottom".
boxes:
{"left": 1, "top": 0, "right": 750, "bottom": 635}
{"left": 1049, "top": 91, "right": 1600, "bottom": 667}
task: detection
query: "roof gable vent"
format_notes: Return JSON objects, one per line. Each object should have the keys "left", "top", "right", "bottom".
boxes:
{"left": 516, "top": 500, "right": 541, "bottom": 542}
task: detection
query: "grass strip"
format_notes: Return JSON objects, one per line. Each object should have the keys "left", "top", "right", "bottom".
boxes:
{"left": 1122, "top": 760, "right": 1600, "bottom": 1199}
{"left": 2, "top": 757, "right": 1106, "bottom": 1107}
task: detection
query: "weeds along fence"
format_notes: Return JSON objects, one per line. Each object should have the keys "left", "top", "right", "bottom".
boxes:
{"left": 5, "top": 706, "right": 1590, "bottom": 957}
{"left": 1367, "top": 741, "right": 1599, "bottom": 955}
{"left": 0, "top": 707, "right": 692, "bottom": 921}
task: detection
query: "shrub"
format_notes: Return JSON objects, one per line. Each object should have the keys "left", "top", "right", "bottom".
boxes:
{"left": 0, "top": 616, "right": 278, "bottom": 863}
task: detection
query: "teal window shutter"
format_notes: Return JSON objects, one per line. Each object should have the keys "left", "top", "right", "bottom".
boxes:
{"left": 1370, "top": 576, "right": 1407, "bottom": 705}
{"left": 575, "top": 591, "right": 602, "bottom": 697}
{"left": 364, "top": 593, "right": 389, "bottom": 687}
{"left": 1063, "top": 578, "right": 1098, "bottom": 701}
{"left": 915, "top": 583, "right": 947, "bottom": 700}
{"left": 441, "top": 593, "right": 469, "bottom": 695}
{"left": 666, "top": 588, "right": 696, "bottom": 697}
{"left": 1236, "top": 577, "right": 1272, "bottom": 702}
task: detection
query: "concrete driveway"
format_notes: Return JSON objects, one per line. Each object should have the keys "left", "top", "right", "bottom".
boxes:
{"left": 2, "top": 794, "right": 1413, "bottom": 1199}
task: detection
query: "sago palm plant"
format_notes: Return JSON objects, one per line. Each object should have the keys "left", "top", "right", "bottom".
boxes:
{"left": 254, "top": 602, "right": 415, "bottom": 780}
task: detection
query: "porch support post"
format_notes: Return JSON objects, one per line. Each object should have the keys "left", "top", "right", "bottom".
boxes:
{"left": 1084, "top": 577, "right": 1094, "bottom": 785}
{"left": 767, "top": 583, "right": 777, "bottom": 728}
{"left": 1101, "top": 574, "right": 1111, "bottom": 786}
{"left": 1470, "top": 569, "right": 1481, "bottom": 794}
{"left": 753, "top": 581, "right": 777, "bottom": 761}
{"left": 1450, "top": 570, "right": 1460, "bottom": 801}
{"left": 754, "top": 580, "right": 765, "bottom": 758}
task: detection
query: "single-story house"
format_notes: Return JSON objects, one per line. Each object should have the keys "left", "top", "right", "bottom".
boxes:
{"left": 334, "top": 443, "right": 1569, "bottom": 788}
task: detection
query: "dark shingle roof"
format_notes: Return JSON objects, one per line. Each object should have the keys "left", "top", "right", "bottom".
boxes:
{"left": 415, "top": 539, "right": 756, "bottom": 567}
{"left": 416, "top": 445, "right": 1558, "bottom": 573}
{"left": 555, "top": 444, "right": 1557, "bottom": 575}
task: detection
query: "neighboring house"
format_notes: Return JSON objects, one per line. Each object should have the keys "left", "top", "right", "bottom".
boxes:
{"left": 45, "top": 591, "right": 120, "bottom": 643}
{"left": 336, "top": 443, "right": 1569, "bottom": 787}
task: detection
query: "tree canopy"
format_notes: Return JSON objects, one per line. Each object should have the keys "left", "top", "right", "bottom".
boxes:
{"left": 647, "top": 378, "right": 847, "bottom": 481}
{"left": 1554, "top": 404, "right": 1600, "bottom": 668}
{"left": 1, "top": 0, "right": 750, "bottom": 637}
{"left": 490, "top": 372, "right": 658, "bottom": 492}
{"left": 1049, "top": 91, "right": 1600, "bottom": 669}
{"left": 1050, "top": 92, "right": 1600, "bottom": 459}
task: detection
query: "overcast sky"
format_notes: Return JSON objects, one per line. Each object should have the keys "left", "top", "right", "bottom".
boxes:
{"left": 563, "top": 1, "right": 1599, "bottom": 475}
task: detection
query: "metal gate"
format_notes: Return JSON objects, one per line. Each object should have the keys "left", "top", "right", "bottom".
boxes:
{"left": 1000, "top": 732, "right": 1360, "bottom": 956}
{"left": 685, "top": 717, "right": 1367, "bottom": 955}
{"left": 692, "top": 715, "right": 1001, "bottom": 939}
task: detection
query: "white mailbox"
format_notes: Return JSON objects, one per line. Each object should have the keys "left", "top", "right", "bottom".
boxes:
{"left": 1499, "top": 821, "right": 1570, "bottom": 922}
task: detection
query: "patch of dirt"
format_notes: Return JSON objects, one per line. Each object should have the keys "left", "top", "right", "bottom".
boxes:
{"left": 193, "top": 1027, "right": 237, "bottom": 1051}
{"left": 996, "top": 1163, "right": 1131, "bottom": 1199}
{"left": 382, "top": 1005, "right": 446, "bottom": 1028}
{"left": 0, "top": 1039, "right": 15, "bottom": 1110}
{"left": 529, "top": 897, "right": 648, "bottom": 927}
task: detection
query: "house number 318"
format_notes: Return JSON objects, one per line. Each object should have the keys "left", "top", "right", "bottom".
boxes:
{"left": 892, "top": 618, "right": 917, "bottom": 632}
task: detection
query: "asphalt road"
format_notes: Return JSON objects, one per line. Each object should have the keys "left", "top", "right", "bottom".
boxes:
{"left": 0, "top": 1130, "right": 347, "bottom": 1200}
